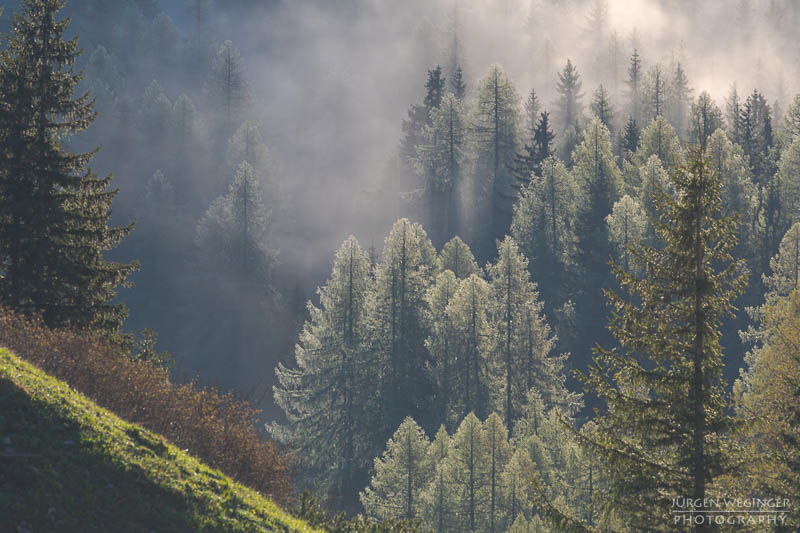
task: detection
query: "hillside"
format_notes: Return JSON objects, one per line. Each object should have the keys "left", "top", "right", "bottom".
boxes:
{"left": 0, "top": 348, "right": 316, "bottom": 533}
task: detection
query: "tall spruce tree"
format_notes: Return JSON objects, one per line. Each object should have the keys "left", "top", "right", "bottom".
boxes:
{"left": 590, "top": 85, "right": 615, "bottom": 134}
{"left": 272, "top": 236, "right": 374, "bottom": 511}
{"left": 576, "top": 148, "right": 748, "bottom": 531}
{"left": 556, "top": 59, "right": 584, "bottom": 133}
{"left": 627, "top": 49, "right": 643, "bottom": 126}
{"left": 688, "top": 92, "right": 724, "bottom": 149}
{"left": 206, "top": 40, "right": 248, "bottom": 135}
{"left": 0, "top": 0, "right": 136, "bottom": 333}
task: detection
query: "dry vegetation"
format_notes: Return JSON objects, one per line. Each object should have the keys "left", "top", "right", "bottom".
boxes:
{"left": 0, "top": 307, "right": 293, "bottom": 505}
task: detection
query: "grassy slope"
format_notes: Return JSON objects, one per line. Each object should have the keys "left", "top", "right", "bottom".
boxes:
{"left": 0, "top": 348, "right": 316, "bottom": 533}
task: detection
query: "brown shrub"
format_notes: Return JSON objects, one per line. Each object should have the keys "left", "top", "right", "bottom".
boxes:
{"left": 0, "top": 307, "right": 293, "bottom": 504}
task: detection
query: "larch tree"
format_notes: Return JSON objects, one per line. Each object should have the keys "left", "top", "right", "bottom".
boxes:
{"left": 418, "top": 92, "right": 468, "bottom": 246}
{"left": 488, "top": 237, "right": 574, "bottom": 434}
{"left": 272, "top": 236, "right": 374, "bottom": 511}
{"left": 576, "top": 148, "right": 748, "bottom": 531}
{"left": 448, "top": 274, "right": 493, "bottom": 420}
{"left": 739, "top": 89, "right": 775, "bottom": 184}
{"left": 688, "top": 91, "right": 723, "bottom": 149}
{"left": 0, "top": 0, "right": 136, "bottom": 333}
{"left": 472, "top": 64, "right": 521, "bottom": 252}
{"left": 483, "top": 413, "right": 512, "bottom": 533}
{"left": 642, "top": 64, "right": 667, "bottom": 121}
{"left": 706, "top": 129, "right": 757, "bottom": 262}
{"left": 606, "top": 194, "right": 648, "bottom": 272}
{"left": 441, "top": 412, "right": 491, "bottom": 532}
{"left": 511, "top": 156, "right": 578, "bottom": 314}
{"left": 426, "top": 270, "right": 461, "bottom": 428}
{"left": 369, "top": 219, "right": 439, "bottom": 437}
{"left": 779, "top": 92, "right": 800, "bottom": 146}
{"left": 735, "top": 283, "right": 800, "bottom": 531}
{"left": 360, "top": 417, "right": 433, "bottom": 520}
{"left": 439, "top": 236, "right": 480, "bottom": 280}
{"left": 422, "top": 425, "right": 453, "bottom": 533}
{"left": 634, "top": 115, "right": 683, "bottom": 169}
{"left": 725, "top": 84, "right": 743, "bottom": 145}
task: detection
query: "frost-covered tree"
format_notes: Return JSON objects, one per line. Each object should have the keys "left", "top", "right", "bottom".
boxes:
{"left": 273, "top": 237, "right": 373, "bottom": 511}
{"left": 361, "top": 417, "right": 433, "bottom": 520}
{"left": 207, "top": 40, "right": 248, "bottom": 134}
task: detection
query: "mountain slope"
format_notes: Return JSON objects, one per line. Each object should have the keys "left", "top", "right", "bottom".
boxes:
{"left": 0, "top": 348, "right": 315, "bottom": 533}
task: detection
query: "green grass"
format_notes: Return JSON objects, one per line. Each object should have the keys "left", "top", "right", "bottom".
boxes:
{"left": 0, "top": 348, "right": 317, "bottom": 532}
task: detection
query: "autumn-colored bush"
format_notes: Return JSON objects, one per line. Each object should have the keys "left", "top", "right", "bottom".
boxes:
{"left": 0, "top": 307, "right": 293, "bottom": 505}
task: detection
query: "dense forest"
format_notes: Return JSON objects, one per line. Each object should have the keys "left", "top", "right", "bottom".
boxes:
{"left": 2, "top": 0, "right": 800, "bottom": 531}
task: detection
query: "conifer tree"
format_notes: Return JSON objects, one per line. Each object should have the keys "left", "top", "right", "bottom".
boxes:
{"left": 706, "top": 129, "right": 757, "bottom": 261}
{"left": 0, "top": 0, "right": 136, "bottom": 332}
{"left": 418, "top": 93, "right": 467, "bottom": 245}
{"left": 273, "top": 236, "right": 374, "bottom": 511}
{"left": 484, "top": 413, "right": 512, "bottom": 533}
{"left": 369, "top": 219, "right": 439, "bottom": 436}
{"left": 670, "top": 62, "right": 692, "bottom": 139}
{"left": 426, "top": 270, "right": 461, "bottom": 428}
{"left": 448, "top": 275, "right": 493, "bottom": 420}
{"left": 556, "top": 59, "right": 584, "bottom": 133}
{"left": 688, "top": 92, "right": 723, "bottom": 149}
{"left": 573, "top": 119, "right": 622, "bottom": 282}
{"left": 439, "top": 236, "right": 480, "bottom": 280}
{"left": 360, "top": 417, "right": 433, "bottom": 520}
{"left": 451, "top": 65, "right": 467, "bottom": 101}
{"left": 635, "top": 115, "right": 683, "bottom": 168}
{"left": 523, "top": 89, "right": 541, "bottom": 146}
{"left": 206, "top": 40, "right": 248, "bottom": 134}
{"left": 605, "top": 194, "right": 647, "bottom": 272}
{"left": 780, "top": 92, "right": 800, "bottom": 146}
{"left": 642, "top": 64, "right": 667, "bottom": 120}
{"left": 620, "top": 116, "right": 640, "bottom": 159}
{"left": 488, "top": 237, "right": 572, "bottom": 434}
{"left": 510, "top": 111, "right": 554, "bottom": 194}
{"left": 725, "top": 84, "right": 743, "bottom": 145}
{"left": 739, "top": 89, "right": 775, "bottom": 184}
{"left": 512, "top": 156, "right": 578, "bottom": 310}
{"left": 472, "top": 65, "right": 521, "bottom": 252}
{"left": 422, "top": 426, "right": 452, "bottom": 533}
{"left": 576, "top": 148, "right": 748, "bottom": 531}
{"left": 626, "top": 49, "right": 643, "bottom": 125}
{"left": 590, "top": 85, "right": 615, "bottom": 134}
{"left": 441, "top": 413, "right": 491, "bottom": 532}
